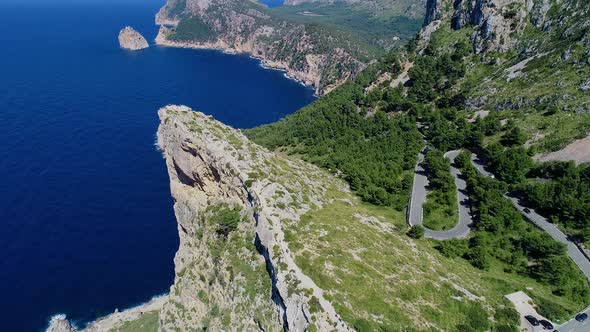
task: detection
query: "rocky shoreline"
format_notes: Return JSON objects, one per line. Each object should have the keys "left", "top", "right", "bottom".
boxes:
{"left": 154, "top": 26, "right": 349, "bottom": 95}
{"left": 47, "top": 296, "right": 166, "bottom": 332}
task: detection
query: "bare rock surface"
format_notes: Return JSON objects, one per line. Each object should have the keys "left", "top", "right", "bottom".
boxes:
{"left": 46, "top": 316, "right": 75, "bottom": 332}
{"left": 118, "top": 26, "right": 149, "bottom": 51}
{"left": 534, "top": 134, "right": 590, "bottom": 165}
{"left": 155, "top": 105, "right": 351, "bottom": 331}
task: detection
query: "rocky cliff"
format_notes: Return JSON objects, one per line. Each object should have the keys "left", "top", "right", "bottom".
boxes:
{"left": 118, "top": 26, "right": 149, "bottom": 51}
{"left": 155, "top": 105, "right": 352, "bottom": 331}
{"left": 154, "top": 0, "right": 372, "bottom": 95}
{"left": 52, "top": 101, "right": 561, "bottom": 330}
{"left": 47, "top": 315, "right": 75, "bottom": 332}
{"left": 422, "top": 0, "right": 539, "bottom": 53}
{"left": 418, "top": 0, "right": 590, "bottom": 123}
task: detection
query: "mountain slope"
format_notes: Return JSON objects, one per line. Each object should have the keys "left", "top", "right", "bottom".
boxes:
{"left": 151, "top": 106, "right": 546, "bottom": 331}
{"left": 247, "top": 0, "right": 590, "bottom": 324}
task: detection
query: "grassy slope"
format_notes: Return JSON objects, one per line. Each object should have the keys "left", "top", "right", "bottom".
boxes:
{"left": 114, "top": 312, "right": 159, "bottom": 332}
{"left": 281, "top": 173, "right": 586, "bottom": 330}
{"left": 246, "top": 1, "right": 590, "bottom": 328}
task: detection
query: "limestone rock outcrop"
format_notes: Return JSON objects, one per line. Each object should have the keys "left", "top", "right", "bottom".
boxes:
{"left": 423, "top": 0, "right": 539, "bottom": 54}
{"left": 46, "top": 315, "right": 75, "bottom": 332}
{"left": 118, "top": 26, "right": 149, "bottom": 51}
{"left": 155, "top": 105, "right": 351, "bottom": 331}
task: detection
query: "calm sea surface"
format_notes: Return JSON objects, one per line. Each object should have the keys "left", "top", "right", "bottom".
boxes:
{"left": 0, "top": 1, "right": 315, "bottom": 330}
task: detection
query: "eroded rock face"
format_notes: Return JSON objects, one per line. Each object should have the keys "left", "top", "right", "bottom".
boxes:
{"left": 424, "top": 0, "right": 440, "bottom": 26}
{"left": 155, "top": 0, "right": 367, "bottom": 95}
{"left": 118, "top": 27, "right": 149, "bottom": 51}
{"left": 423, "top": 0, "right": 538, "bottom": 54}
{"left": 46, "top": 315, "right": 75, "bottom": 332}
{"left": 156, "top": 105, "right": 352, "bottom": 331}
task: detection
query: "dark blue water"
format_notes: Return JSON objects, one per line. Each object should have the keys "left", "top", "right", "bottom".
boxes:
{"left": 260, "top": 0, "right": 284, "bottom": 7}
{"left": 0, "top": 1, "right": 315, "bottom": 331}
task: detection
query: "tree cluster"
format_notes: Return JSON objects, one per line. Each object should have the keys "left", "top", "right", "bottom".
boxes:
{"left": 246, "top": 78, "right": 422, "bottom": 210}
{"left": 436, "top": 152, "right": 590, "bottom": 306}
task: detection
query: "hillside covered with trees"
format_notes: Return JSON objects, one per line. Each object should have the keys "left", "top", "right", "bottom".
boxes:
{"left": 247, "top": 0, "right": 590, "bottom": 325}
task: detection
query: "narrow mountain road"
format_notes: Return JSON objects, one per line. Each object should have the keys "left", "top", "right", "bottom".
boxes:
{"left": 555, "top": 306, "right": 590, "bottom": 332}
{"left": 407, "top": 149, "right": 473, "bottom": 240}
{"left": 469, "top": 153, "right": 590, "bottom": 281}
{"left": 407, "top": 147, "right": 427, "bottom": 227}
{"left": 470, "top": 153, "right": 590, "bottom": 332}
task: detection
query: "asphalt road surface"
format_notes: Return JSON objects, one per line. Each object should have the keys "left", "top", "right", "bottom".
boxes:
{"left": 407, "top": 149, "right": 473, "bottom": 240}
{"left": 469, "top": 153, "right": 590, "bottom": 332}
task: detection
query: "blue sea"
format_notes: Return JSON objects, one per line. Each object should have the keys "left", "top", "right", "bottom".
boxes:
{"left": 0, "top": 0, "right": 315, "bottom": 331}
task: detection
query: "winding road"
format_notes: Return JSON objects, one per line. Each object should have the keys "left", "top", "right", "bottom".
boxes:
{"left": 469, "top": 153, "right": 590, "bottom": 332}
{"left": 407, "top": 149, "right": 473, "bottom": 240}
{"left": 469, "top": 153, "right": 590, "bottom": 281}
{"left": 407, "top": 148, "right": 590, "bottom": 330}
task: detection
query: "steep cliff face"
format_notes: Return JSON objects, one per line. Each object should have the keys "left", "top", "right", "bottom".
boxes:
{"left": 155, "top": 0, "right": 371, "bottom": 95}
{"left": 422, "top": 0, "right": 536, "bottom": 53}
{"left": 156, "top": 105, "right": 352, "bottom": 331}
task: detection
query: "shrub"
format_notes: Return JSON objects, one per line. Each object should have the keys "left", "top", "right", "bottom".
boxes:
{"left": 212, "top": 207, "right": 241, "bottom": 238}
{"left": 407, "top": 225, "right": 425, "bottom": 239}
{"left": 536, "top": 299, "right": 570, "bottom": 322}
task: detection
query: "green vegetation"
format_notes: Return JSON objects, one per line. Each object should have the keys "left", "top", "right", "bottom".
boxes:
{"left": 407, "top": 39, "right": 470, "bottom": 104}
{"left": 248, "top": 11, "right": 590, "bottom": 322}
{"left": 115, "top": 311, "right": 159, "bottom": 332}
{"left": 269, "top": 3, "right": 422, "bottom": 52}
{"left": 422, "top": 149, "right": 458, "bottom": 231}
{"left": 518, "top": 161, "right": 590, "bottom": 245}
{"left": 170, "top": 16, "right": 216, "bottom": 42}
{"left": 209, "top": 205, "right": 242, "bottom": 238}
{"left": 407, "top": 224, "right": 424, "bottom": 238}
{"left": 448, "top": 151, "right": 590, "bottom": 320}
{"left": 246, "top": 58, "right": 423, "bottom": 210}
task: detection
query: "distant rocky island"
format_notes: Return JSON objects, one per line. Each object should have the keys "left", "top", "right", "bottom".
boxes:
{"left": 118, "top": 26, "right": 149, "bottom": 51}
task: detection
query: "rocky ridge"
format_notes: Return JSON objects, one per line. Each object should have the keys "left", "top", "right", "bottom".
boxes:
{"left": 155, "top": 105, "right": 352, "bottom": 331}
{"left": 423, "top": 0, "right": 541, "bottom": 53}
{"left": 118, "top": 26, "right": 149, "bottom": 51}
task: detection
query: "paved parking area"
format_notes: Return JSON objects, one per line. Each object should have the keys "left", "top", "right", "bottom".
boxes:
{"left": 505, "top": 291, "right": 553, "bottom": 332}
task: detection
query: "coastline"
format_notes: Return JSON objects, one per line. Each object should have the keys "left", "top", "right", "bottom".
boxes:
{"left": 47, "top": 295, "right": 168, "bottom": 332}
{"left": 83, "top": 295, "right": 167, "bottom": 331}
{"left": 154, "top": 26, "right": 340, "bottom": 95}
